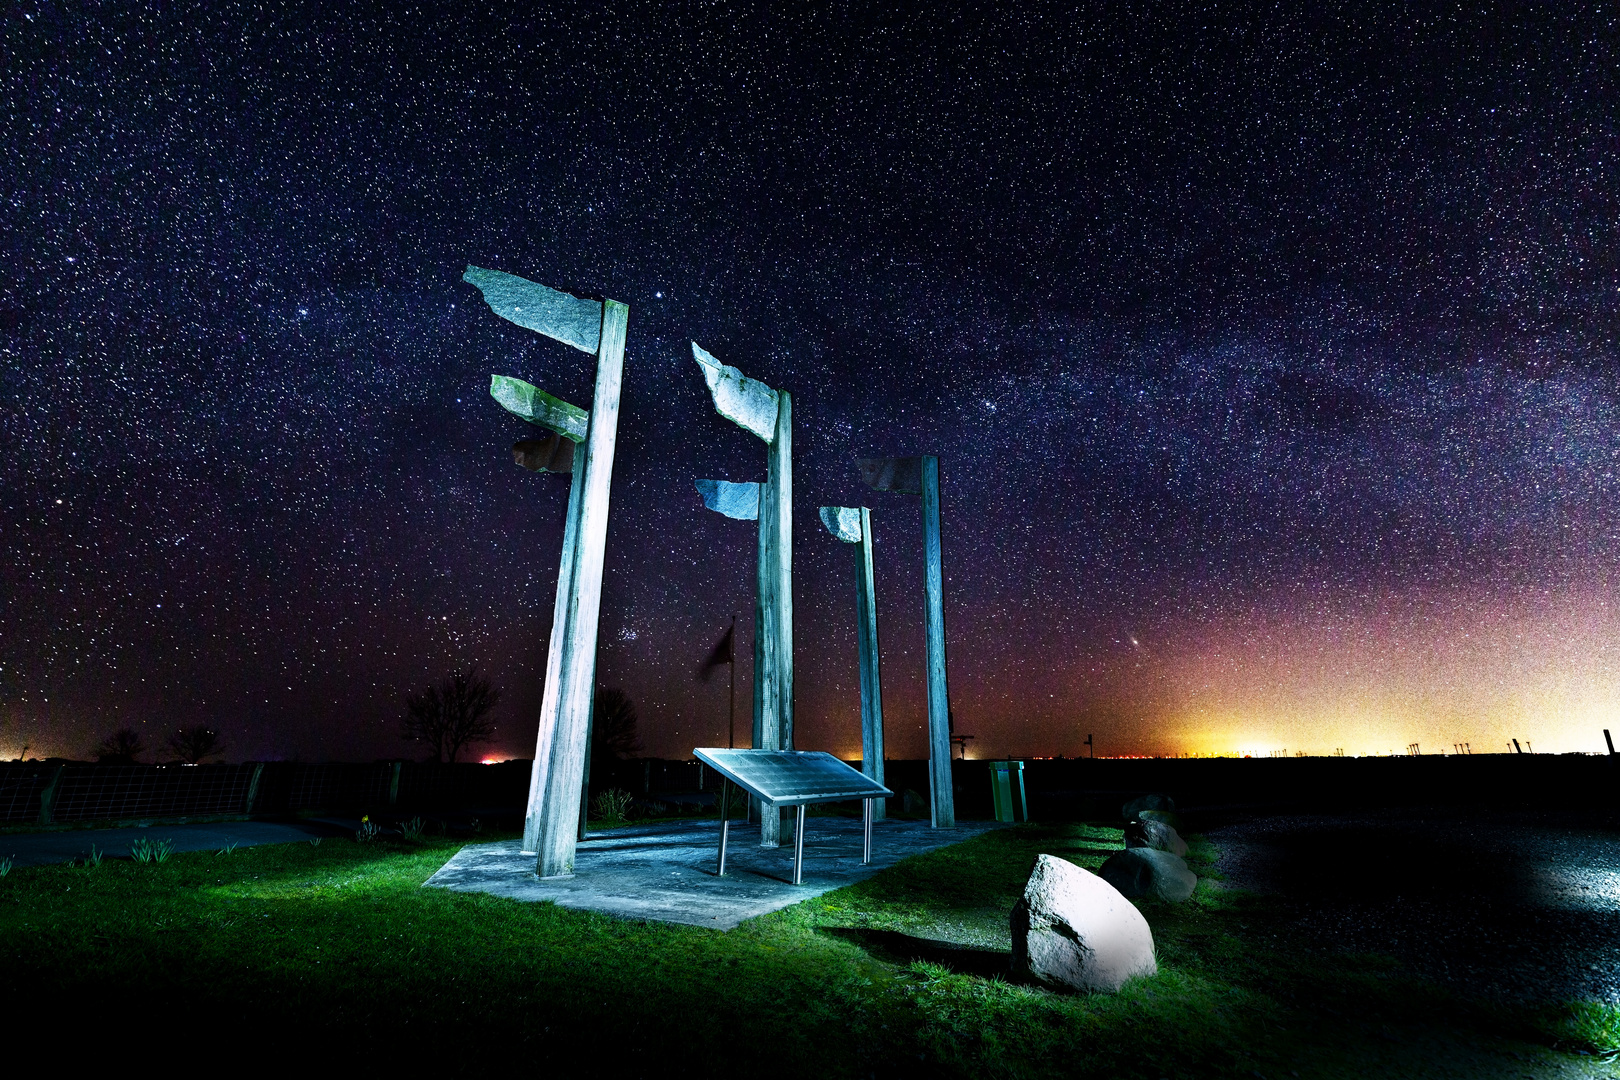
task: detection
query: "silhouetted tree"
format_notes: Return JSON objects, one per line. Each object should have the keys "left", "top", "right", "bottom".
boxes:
{"left": 167, "top": 726, "right": 224, "bottom": 763}
{"left": 403, "top": 669, "right": 501, "bottom": 763}
{"left": 95, "top": 727, "right": 145, "bottom": 763}
{"left": 593, "top": 687, "right": 642, "bottom": 764}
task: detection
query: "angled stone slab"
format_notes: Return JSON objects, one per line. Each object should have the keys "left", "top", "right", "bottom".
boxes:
{"left": 513, "top": 433, "right": 575, "bottom": 473}
{"left": 819, "top": 505, "right": 863, "bottom": 543}
{"left": 490, "top": 374, "right": 589, "bottom": 442}
{"left": 464, "top": 265, "right": 602, "bottom": 355}
{"left": 696, "top": 478, "right": 761, "bottom": 521}
{"left": 858, "top": 456, "right": 924, "bottom": 494}
{"left": 692, "top": 342, "right": 779, "bottom": 442}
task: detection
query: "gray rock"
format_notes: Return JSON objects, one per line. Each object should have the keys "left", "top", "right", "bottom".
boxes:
{"left": 1011, "top": 854, "right": 1157, "bottom": 993}
{"left": 1099, "top": 847, "right": 1198, "bottom": 902}
{"left": 1124, "top": 817, "right": 1189, "bottom": 857}
{"left": 1121, "top": 793, "right": 1175, "bottom": 821}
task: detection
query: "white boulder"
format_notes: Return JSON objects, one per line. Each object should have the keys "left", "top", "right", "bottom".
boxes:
{"left": 1011, "top": 854, "right": 1157, "bottom": 993}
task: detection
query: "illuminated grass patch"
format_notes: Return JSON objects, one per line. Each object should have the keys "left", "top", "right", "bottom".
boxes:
{"left": 0, "top": 825, "right": 1596, "bottom": 1077}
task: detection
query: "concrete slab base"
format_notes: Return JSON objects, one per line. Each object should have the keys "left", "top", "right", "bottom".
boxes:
{"left": 424, "top": 817, "right": 1002, "bottom": 929}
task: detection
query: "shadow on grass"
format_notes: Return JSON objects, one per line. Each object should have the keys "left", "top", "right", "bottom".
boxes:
{"left": 818, "top": 926, "right": 1014, "bottom": 980}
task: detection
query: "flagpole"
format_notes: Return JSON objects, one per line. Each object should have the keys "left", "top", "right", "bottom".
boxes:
{"left": 727, "top": 613, "right": 737, "bottom": 749}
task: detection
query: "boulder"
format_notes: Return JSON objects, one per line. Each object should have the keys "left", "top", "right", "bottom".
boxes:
{"left": 1121, "top": 793, "right": 1175, "bottom": 821}
{"left": 1011, "top": 854, "right": 1157, "bottom": 993}
{"left": 1124, "top": 817, "right": 1189, "bottom": 857}
{"left": 1098, "top": 847, "right": 1198, "bottom": 902}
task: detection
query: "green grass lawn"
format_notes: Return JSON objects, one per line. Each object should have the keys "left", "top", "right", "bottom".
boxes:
{"left": 0, "top": 824, "right": 1610, "bottom": 1077}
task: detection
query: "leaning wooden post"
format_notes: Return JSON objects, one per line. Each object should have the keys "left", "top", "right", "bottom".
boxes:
{"left": 820, "top": 506, "right": 886, "bottom": 819}
{"left": 919, "top": 455, "right": 953, "bottom": 827}
{"left": 857, "top": 454, "right": 955, "bottom": 827}
{"left": 692, "top": 343, "right": 793, "bottom": 846}
{"left": 466, "top": 265, "right": 628, "bottom": 876}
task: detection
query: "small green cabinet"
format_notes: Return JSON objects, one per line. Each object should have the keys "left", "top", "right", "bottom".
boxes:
{"left": 989, "top": 760, "right": 1028, "bottom": 823}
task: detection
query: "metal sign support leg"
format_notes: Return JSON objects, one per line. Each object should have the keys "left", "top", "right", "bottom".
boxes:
{"left": 792, "top": 804, "right": 807, "bottom": 885}
{"left": 862, "top": 798, "right": 873, "bottom": 864}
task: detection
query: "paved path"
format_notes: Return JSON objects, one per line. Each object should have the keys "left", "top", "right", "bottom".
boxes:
{"left": 426, "top": 817, "right": 1002, "bottom": 929}
{"left": 0, "top": 819, "right": 345, "bottom": 868}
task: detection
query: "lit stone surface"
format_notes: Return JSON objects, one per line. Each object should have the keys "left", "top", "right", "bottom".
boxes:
{"left": 1012, "top": 854, "right": 1157, "bottom": 993}
{"left": 695, "top": 478, "right": 761, "bottom": 521}
{"left": 1124, "top": 818, "right": 1189, "bottom": 857}
{"left": 691, "top": 342, "right": 779, "bottom": 442}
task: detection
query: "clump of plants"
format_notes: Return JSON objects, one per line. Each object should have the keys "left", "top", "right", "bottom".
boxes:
{"left": 590, "top": 788, "right": 633, "bottom": 822}
{"left": 398, "top": 816, "right": 426, "bottom": 841}
{"left": 0, "top": 855, "right": 12, "bottom": 877}
{"left": 1548, "top": 1001, "right": 1620, "bottom": 1060}
{"left": 355, "top": 817, "right": 381, "bottom": 843}
{"left": 129, "top": 837, "right": 173, "bottom": 864}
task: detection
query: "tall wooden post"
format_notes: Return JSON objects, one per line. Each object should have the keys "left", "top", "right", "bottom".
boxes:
{"left": 531, "top": 301, "right": 628, "bottom": 875}
{"left": 854, "top": 507, "right": 885, "bottom": 819}
{"left": 692, "top": 343, "right": 793, "bottom": 847}
{"left": 524, "top": 460, "right": 585, "bottom": 853}
{"left": 768, "top": 392, "right": 793, "bottom": 751}
{"left": 920, "top": 454, "right": 954, "bottom": 827}
{"left": 469, "top": 267, "right": 627, "bottom": 874}
{"left": 856, "top": 454, "right": 954, "bottom": 828}
{"left": 821, "top": 505, "right": 886, "bottom": 821}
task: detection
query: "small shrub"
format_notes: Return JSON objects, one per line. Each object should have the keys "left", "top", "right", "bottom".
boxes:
{"left": 591, "top": 788, "right": 633, "bottom": 822}
{"left": 1552, "top": 1001, "right": 1620, "bottom": 1059}
{"left": 355, "top": 818, "right": 381, "bottom": 843}
{"left": 0, "top": 855, "right": 12, "bottom": 877}
{"left": 129, "top": 837, "right": 173, "bottom": 864}
{"left": 215, "top": 841, "right": 238, "bottom": 856}
{"left": 86, "top": 845, "right": 103, "bottom": 868}
{"left": 308, "top": 837, "right": 323, "bottom": 847}
{"left": 399, "top": 816, "right": 425, "bottom": 841}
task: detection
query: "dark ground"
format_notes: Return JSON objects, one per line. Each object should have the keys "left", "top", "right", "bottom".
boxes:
{"left": 1207, "top": 808, "right": 1620, "bottom": 1007}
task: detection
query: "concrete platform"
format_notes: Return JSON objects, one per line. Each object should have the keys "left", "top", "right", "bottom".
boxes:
{"left": 424, "top": 817, "right": 1002, "bottom": 929}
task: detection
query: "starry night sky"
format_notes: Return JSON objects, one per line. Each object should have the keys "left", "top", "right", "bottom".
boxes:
{"left": 5, "top": 4, "right": 1619, "bottom": 763}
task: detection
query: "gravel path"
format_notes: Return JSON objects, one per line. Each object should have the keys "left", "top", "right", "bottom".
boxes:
{"left": 1207, "top": 808, "right": 1620, "bottom": 1004}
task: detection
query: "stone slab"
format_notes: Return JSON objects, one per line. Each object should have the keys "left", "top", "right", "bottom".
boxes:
{"left": 424, "top": 817, "right": 1001, "bottom": 929}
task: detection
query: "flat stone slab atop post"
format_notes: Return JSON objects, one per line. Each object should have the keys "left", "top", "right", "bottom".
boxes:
{"left": 424, "top": 818, "right": 1001, "bottom": 930}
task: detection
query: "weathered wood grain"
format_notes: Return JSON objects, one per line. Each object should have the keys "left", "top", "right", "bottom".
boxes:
{"left": 531, "top": 299, "right": 630, "bottom": 876}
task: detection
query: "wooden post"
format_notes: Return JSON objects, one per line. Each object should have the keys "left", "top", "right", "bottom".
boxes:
{"left": 769, "top": 392, "right": 794, "bottom": 751}
{"left": 920, "top": 454, "right": 954, "bottom": 828}
{"left": 854, "top": 507, "right": 885, "bottom": 819}
{"left": 522, "top": 453, "right": 586, "bottom": 854}
{"left": 577, "top": 679, "right": 595, "bottom": 842}
{"left": 531, "top": 300, "right": 629, "bottom": 877}
{"left": 691, "top": 344, "right": 791, "bottom": 846}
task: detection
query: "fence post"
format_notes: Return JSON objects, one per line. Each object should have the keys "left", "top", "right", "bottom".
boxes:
{"left": 389, "top": 761, "right": 403, "bottom": 806}
{"left": 243, "top": 762, "right": 265, "bottom": 814}
{"left": 38, "top": 764, "right": 65, "bottom": 825}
